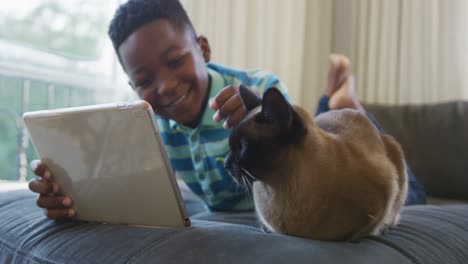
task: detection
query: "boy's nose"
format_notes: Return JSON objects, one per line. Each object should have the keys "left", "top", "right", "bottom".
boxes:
{"left": 155, "top": 75, "right": 177, "bottom": 96}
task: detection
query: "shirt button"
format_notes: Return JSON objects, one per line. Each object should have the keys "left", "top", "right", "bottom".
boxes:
{"left": 197, "top": 173, "right": 205, "bottom": 180}
{"left": 194, "top": 153, "right": 202, "bottom": 162}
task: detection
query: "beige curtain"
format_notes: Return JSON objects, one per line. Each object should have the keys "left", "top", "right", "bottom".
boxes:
{"left": 333, "top": 0, "right": 468, "bottom": 104}
{"left": 181, "top": 0, "right": 468, "bottom": 110}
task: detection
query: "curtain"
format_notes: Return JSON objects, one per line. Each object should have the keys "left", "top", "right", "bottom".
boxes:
{"left": 181, "top": 0, "right": 468, "bottom": 110}
{"left": 333, "top": 0, "right": 468, "bottom": 104}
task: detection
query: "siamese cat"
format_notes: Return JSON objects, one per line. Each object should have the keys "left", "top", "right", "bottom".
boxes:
{"left": 224, "top": 85, "right": 408, "bottom": 241}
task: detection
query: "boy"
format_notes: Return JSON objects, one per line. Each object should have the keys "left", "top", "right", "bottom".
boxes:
{"left": 28, "top": 0, "right": 425, "bottom": 219}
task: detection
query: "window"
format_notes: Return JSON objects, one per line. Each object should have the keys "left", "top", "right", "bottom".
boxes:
{"left": 0, "top": 0, "right": 133, "bottom": 182}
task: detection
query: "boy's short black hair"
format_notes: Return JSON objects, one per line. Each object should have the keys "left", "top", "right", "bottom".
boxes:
{"left": 108, "top": 0, "right": 195, "bottom": 53}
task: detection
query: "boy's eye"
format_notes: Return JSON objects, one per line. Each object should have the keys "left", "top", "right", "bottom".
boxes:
{"left": 135, "top": 79, "right": 151, "bottom": 89}
{"left": 167, "top": 55, "right": 186, "bottom": 69}
{"left": 133, "top": 77, "right": 154, "bottom": 92}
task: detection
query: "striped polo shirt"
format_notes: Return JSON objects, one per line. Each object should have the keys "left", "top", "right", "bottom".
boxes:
{"left": 156, "top": 63, "right": 290, "bottom": 211}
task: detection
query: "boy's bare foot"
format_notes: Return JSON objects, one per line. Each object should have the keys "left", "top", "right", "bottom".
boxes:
{"left": 329, "top": 75, "right": 366, "bottom": 114}
{"left": 327, "top": 54, "right": 366, "bottom": 114}
{"left": 327, "top": 54, "right": 350, "bottom": 97}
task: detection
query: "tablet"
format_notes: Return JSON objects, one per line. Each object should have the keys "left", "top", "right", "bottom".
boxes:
{"left": 23, "top": 100, "right": 190, "bottom": 228}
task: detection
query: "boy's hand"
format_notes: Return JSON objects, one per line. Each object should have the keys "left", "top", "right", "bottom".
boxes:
{"left": 209, "top": 84, "right": 260, "bottom": 129}
{"left": 28, "top": 160, "right": 75, "bottom": 219}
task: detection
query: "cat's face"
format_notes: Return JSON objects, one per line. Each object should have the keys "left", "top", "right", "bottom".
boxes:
{"left": 224, "top": 86, "right": 306, "bottom": 186}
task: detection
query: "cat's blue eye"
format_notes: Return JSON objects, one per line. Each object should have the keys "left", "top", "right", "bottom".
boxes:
{"left": 241, "top": 138, "right": 248, "bottom": 149}
{"left": 240, "top": 138, "right": 248, "bottom": 155}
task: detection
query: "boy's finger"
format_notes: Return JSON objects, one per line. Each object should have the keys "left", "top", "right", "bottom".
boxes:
{"left": 36, "top": 194, "right": 73, "bottom": 209}
{"left": 224, "top": 107, "right": 245, "bottom": 129}
{"left": 29, "top": 160, "right": 51, "bottom": 180}
{"left": 29, "top": 179, "right": 59, "bottom": 194}
{"left": 45, "top": 208, "right": 76, "bottom": 220}
{"left": 210, "top": 85, "right": 236, "bottom": 110}
{"left": 215, "top": 94, "right": 243, "bottom": 122}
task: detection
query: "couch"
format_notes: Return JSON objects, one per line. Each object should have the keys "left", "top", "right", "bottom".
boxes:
{"left": 1, "top": 101, "right": 467, "bottom": 264}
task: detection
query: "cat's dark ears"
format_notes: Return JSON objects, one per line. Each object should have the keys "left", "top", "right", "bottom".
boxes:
{"left": 262, "top": 87, "right": 292, "bottom": 126}
{"left": 239, "top": 84, "right": 262, "bottom": 112}
{"left": 239, "top": 85, "right": 292, "bottom": 124}
{"left": 239, "top": 85, "right": 292, "bottom": 127}
{"left": 261, "top": 87, "right": 306, "bottom": 139}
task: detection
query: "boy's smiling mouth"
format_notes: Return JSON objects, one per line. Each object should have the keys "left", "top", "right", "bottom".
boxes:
{"left": 159, "top": 86, "right": 192, "bottom": 109}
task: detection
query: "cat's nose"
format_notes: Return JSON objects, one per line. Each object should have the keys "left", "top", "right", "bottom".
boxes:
{"left": 224, "top": 152, "right": 239, "bottom": 178}
{"left": 224, "top": 153, "right": 233, "bottom": 170}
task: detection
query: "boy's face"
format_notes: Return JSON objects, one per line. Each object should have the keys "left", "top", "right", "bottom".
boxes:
{"left": 119, "top": 20, "right": 209, "bottom": 126}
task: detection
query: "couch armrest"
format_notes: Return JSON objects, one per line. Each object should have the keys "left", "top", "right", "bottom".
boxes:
{"left": 364, "top": 101, "right": 468, "bottom": 201}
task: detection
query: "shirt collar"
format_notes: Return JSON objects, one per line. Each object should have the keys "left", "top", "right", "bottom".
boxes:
{"left": 168, "top": 66, "right": 226, "bottom": 131}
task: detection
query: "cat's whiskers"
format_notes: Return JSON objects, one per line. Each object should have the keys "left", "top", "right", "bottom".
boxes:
{"left": 241, "top": 168, "right": 256, "bottom": 182}
{"left": 232, "top": 174, "right": 244, "bottom": 193}
{"left": 240, "top": 171, "right": 254, "bottom": 201}
{"left": 240, "top": 173, "right": 250, "bottom": 190}
{"left": 235, "top": 168, "right": 253, "bottom": 195}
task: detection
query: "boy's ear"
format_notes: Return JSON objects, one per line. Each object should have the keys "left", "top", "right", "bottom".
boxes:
{"left": 196, "top": 35, "right": 211, "bottom": 62}
{"left": 262, "top": 88, "right": 293, "bottom": 128}
{"left": 239, "top": 84, "right": 262, "bottom": 112}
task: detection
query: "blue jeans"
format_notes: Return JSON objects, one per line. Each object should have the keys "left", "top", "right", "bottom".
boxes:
{"left": 315, "top": 96, "right": 426, "bottom": 205}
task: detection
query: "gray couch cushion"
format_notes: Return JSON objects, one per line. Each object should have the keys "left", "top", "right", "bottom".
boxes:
{"left": 1, "top": 189, "right": 468, "bottom": 264}
{"left": 365, "top": 101, "right": 468, "bottom": 201}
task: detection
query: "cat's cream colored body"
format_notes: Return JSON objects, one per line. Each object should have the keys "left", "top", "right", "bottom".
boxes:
{"left": 253, "top": 107, "right": 408, "bottom": 241}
